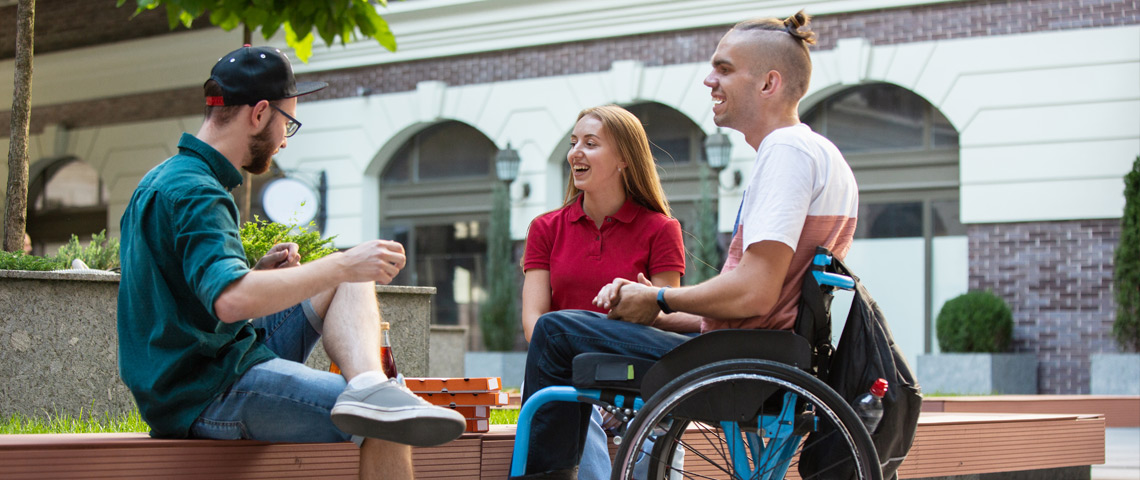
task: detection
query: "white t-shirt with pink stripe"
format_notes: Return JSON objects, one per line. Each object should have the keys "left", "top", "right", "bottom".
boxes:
{"left": 702, "top": 123, "right": 858, "bottom": 332}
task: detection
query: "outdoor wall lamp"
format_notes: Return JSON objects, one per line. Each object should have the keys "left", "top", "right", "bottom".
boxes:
{"left": 703, "top": 129, "right": 741, "bottom": 189}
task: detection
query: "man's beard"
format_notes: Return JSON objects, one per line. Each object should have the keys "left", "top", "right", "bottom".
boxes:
{"left": 244, "top": 120, "right": 277, "bottom": 175}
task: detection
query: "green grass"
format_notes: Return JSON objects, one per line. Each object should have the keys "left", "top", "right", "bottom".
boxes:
{"left": 1, "top": 407, "right": 518, "bottom": 435}
{"left": 1, "top": 410, "right": 149, "bottom": 435}
{"left": 490, "top": 408, "right": 519, "bottom": 425}
{"left": 2, "top": 408, "right": 516, "bottom": 435}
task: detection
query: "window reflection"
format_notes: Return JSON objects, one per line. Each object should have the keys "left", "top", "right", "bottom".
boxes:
{"left": 629, "top": 102, "right": 707, "bottom": 164}
{"left": 802, "top": 83, "right": 958, "bottom": 154}
{"left": 382, "top": 222, "right": 488, "bottom": 326}
{"left": 28, "top": 157, "right": 109, "bottom": 255}
{"left": 35, "top": 159, "right": 106, "bottom": 210}
{"left": 382, "top": 121, "right": 495, "bottom": 184}
{"left": 855, "top": 201, "right": 966, "bottom": 239}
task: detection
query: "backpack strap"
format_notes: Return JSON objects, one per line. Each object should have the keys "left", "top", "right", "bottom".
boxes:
{"left": 795, "top": 246, "right": 844, "bottom": 378}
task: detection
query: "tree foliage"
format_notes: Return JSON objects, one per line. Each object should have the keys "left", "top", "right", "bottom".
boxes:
{"left": 688, "top": 163, "right": 721, "bottom": 285}
{"left": 117, "top": 0, "right": 397, "bottom": 62}
{"left": 1114, "top": 156, "right": 1140, "bottom": 352}
{"left": 480, "top": 182, "right": 519, "bottom": 351}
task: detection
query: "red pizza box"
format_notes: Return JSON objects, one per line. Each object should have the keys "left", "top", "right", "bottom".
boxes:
{"left": 465, "top": 418, "right": 490, "bottom": 433}
{"left": 405, "top": 377, "right": 501, "bottom": 393}
{"left": 449, "top": 405, "right": 490, "bottom": 418}
{"left": 416, "top": 391, "right": 509, "bottom": 407}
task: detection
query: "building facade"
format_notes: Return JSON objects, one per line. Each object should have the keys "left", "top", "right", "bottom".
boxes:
{"left": 2, "top": 0, "right": 1137, "bottom": 393}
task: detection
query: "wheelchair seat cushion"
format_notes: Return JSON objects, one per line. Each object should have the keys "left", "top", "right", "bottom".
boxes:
{"left": 572, "top": 353, "right": 658, "bottom": 394}
{"left": 640, "top": 329, "right": 811, "bottom": 401}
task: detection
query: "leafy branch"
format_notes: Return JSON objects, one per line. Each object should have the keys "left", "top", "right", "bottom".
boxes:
{"left": 117, "top": 0, "right": 397, "bottom": 62}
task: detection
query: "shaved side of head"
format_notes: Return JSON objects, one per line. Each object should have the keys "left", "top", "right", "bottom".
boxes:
{"left": 728, "top": 11, "right": 817, "bottom": 101}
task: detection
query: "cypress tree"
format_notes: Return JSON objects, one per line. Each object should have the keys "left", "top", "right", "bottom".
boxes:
{"left": 1113, "top": 156, "right": 1140, "bottom": 352}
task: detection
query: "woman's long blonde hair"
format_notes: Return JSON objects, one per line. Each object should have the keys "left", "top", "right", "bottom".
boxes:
{"left": 563, "top": 105, "right": 672, "bottom": 217}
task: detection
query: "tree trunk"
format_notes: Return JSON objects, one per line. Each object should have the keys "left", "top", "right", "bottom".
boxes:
{"left": 4, "top": 0, "right": 35, "bottom": 252}
{"left": 240, "top": 25, "right": 253, "bottom": 223}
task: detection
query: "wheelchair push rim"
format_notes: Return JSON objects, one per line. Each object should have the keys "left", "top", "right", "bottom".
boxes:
{"left": 611, "top": 359, "right": 882, "bottom": 480}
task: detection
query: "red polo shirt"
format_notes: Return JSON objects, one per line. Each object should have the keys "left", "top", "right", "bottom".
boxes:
{"left": 523, "top": 195, "right": 685, "bottom": 313}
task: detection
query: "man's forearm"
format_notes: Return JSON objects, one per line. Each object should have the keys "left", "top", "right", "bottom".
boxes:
{"left": 214, "top": 254, "right": 349, "bottom": 323}
{"left": 653, "top": 312, "right": 703, "bottom": 333}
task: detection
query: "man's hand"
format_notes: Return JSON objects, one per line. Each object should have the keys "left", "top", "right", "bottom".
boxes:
{"left": 253, "top": 242, "right": 300, "bottom": 270}
{"left": 339, "top": 239, "right": 407, "bottom": 285}
{"left": 604, "top": 273, "right": 661, "bottom": 325}
{"left": 593, "top": 277, "right": 634, "bottom": 310}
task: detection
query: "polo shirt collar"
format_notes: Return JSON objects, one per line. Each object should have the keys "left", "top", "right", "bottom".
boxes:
{"left": 567, "top": 194, "right": 641, "bottom": 224}
{"left": 176, "top": 133, "right": 244, "bottom": 190}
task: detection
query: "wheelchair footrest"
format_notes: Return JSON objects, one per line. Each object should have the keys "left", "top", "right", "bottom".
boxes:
{"left": 571, "top": 353, "right": 656, "bottom": 394}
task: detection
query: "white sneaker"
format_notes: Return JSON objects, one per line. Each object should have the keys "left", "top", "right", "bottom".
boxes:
{"left": 331, "top": 376, "right": 466, "bottom": 447}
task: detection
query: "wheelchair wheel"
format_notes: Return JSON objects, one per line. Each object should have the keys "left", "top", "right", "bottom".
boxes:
{"left": 612, "top": 359, "right": 881, "bottom": 480}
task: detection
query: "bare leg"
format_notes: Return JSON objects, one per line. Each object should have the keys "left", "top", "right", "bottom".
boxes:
{"left": 359, "top": 438, "right": 414, "bottom": 480}
{"left": 311, "top": 281, "right": 383, "bottom": 380}
{"left": 317, "top": 280, "right": 465, "bottom": 450}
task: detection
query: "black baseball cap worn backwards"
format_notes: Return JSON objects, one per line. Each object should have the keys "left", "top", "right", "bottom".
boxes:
{"left": 206, "top": 44, "right": 328, "bottom": 107}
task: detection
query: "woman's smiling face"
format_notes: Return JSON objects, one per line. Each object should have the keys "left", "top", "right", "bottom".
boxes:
{"left": 567, "top": 115, "right": 627, "bottom": 195}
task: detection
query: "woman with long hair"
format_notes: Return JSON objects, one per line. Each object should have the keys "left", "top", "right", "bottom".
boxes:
{"left": 520, "top": 105, "right": 688, "bottom": 478}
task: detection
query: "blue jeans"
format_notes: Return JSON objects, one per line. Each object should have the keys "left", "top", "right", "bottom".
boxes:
{"left": 579, "top": 408, "right": 612, "bottom": 479}
{"left": 189, "top": 301, "right": 353, "bottom": 443}
{"left": 520, "top": 310, "right": 692, "bottom": 475}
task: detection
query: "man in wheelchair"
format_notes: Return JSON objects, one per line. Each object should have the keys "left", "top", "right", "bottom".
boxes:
{"left": 513, "top": 11, "right": 863, "bottom": 480}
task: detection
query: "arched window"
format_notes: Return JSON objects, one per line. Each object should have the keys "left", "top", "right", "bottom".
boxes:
{"left": 379, "top": 121, "right": 498, "bottom": 334}
{"left": 382, "top": 121, "right": 495, "bottom": 184}
{"left": 803, "top": 83, "right": 964, "bottom": 355}
{"left": 27, "top": 157, "right": 109, "bottom": 255}
{"left": 626, "top": 102, "right": 706, "bottom": 166}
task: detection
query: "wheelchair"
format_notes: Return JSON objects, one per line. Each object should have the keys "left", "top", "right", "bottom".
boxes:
{"left": 511, "top": 248, "right": 882, "bottom": 480}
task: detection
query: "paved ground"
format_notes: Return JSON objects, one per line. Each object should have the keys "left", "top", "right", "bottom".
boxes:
{"left": 1091, "top": 428, "right": 1140, "bottom": 480}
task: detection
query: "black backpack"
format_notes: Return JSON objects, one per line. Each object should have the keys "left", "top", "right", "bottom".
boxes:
{"left": 796, "top": 248, "right": 923, "bottom": 480}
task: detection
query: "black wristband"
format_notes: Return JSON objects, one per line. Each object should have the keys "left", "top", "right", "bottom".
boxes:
{"left": 656, "top": 287, "right": 674, "bottom": 314}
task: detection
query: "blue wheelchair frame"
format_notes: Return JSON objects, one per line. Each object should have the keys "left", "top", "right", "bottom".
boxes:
{"left": 510, "top": 251, "right": 854, "bottom": 479}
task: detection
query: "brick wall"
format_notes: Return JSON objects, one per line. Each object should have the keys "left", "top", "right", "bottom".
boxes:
{"left": 0, "top": 0, "right": 212, "bottom": 60}
{"left": 969, "top": 219, "right": 1122, "bottom": 394}
{"left": 4, "top": 0, "right": 1139, "bottom": 137}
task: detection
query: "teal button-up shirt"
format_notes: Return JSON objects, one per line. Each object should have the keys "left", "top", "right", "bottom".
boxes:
{"left": 117, "top": 133, "right": 275, "bottom": 437}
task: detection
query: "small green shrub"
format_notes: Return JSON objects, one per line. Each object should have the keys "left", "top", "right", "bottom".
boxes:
{"left": 1113, "top": 155, "right": 1140, "bottom": 352}
{"left": 240, "top": 216, "right": 338, "bottom": 266}
{"left": 0, "top": 229, "right": 119, "bottom": 271}
{"left": 57, "top": 229, "right": 120, "bottom": 270}
{"left": 0, "top": 250, "right": 66, "bottom": 271}
{"left": 936, "top": 290, "right": 1013, "bottom": 353}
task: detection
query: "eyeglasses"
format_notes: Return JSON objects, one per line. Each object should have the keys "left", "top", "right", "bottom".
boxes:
{"left": 268, "top": 104, "right": 302, "bottom": 137}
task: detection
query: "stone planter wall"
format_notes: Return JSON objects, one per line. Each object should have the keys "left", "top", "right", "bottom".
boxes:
{"left": 428, "top": 325, "right": 468, "bottom": 378}
{"left": 1090, "top": 353, "right": 1140, "bottom": 395}
{"left": 0, "top": 270, "right": 129, "bottom": 418}
{"left": 917, "top": 353, "right": 1038, "bottom": 395}
{"left": 0, "top": 271, "right": 435, "bottom": 420}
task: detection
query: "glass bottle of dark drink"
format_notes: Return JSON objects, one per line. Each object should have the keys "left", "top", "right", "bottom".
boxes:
{"left": 380, "top": 321, "right": 398, "bottom": 379}
{"left": 329, "top": 322, "right": 398, "bottom": 378}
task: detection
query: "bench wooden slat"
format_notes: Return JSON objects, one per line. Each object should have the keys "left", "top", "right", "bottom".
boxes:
{"left": 0, "top": 413, "right": 1105, "bottom": 479}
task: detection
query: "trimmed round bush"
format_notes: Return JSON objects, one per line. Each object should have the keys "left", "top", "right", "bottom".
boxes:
{"left": 936, "top": 291, "right": 1013, "bottom": 353}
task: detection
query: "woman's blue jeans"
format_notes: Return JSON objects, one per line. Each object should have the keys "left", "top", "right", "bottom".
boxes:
{"left": 520, "top": 309, "right": 692, "bottom": 475}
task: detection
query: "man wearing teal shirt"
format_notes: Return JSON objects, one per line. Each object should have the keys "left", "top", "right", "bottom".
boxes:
{"left": 117, "top": 45, "right": 464, "bottom": 479}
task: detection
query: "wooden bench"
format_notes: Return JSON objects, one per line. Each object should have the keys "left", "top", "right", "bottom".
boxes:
{"left": 0, "top": 411, "right": 1105, "bottom": 479}
{"left": 923, "top": 394, "right": 1140, "bottom": 428}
